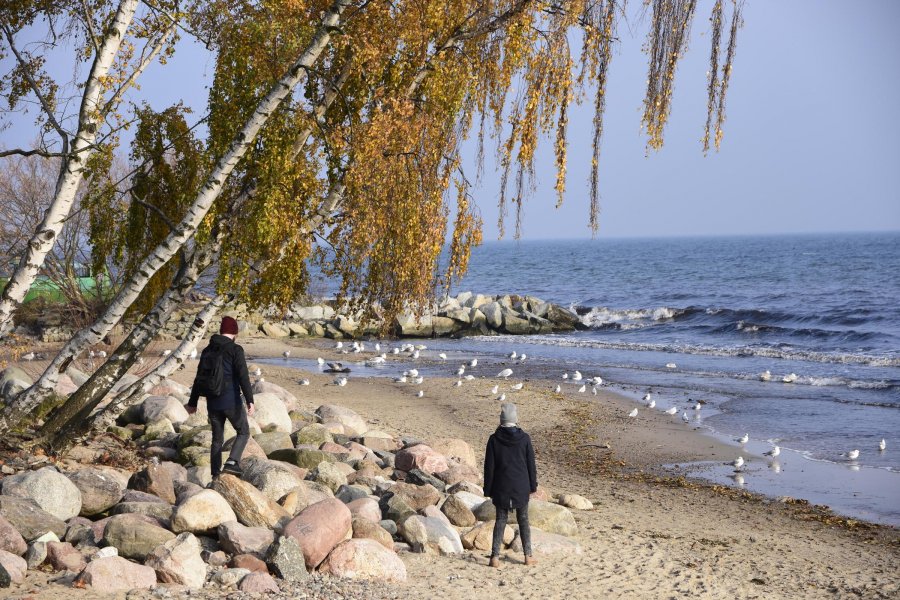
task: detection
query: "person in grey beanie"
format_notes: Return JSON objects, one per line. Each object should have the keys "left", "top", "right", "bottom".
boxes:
{"left": 483, "top": 402, "right": 538, "bottom": 567}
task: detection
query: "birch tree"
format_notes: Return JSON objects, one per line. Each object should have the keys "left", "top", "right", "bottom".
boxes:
{"left": 0, "top": 0, "right": 178, "bottom": 336}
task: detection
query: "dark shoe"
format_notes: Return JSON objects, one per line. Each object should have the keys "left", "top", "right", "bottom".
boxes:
{"left": 206, "top": 474, "right": 220, "bottom": 489}
{"left": 524, "top": 555, "right": 537, "bottom": 566}
{"left": 222, "top": 461, "right": 242, "bottom": 477}
{"left": 488, "top": 556, "right": 500, "bottom": 568}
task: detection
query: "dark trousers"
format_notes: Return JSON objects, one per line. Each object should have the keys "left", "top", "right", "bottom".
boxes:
{"left": 209, "top": 404, "right": 250, "bottom": 477}
{"left": 491, "top": 502, "right": 532, "bottom": 557}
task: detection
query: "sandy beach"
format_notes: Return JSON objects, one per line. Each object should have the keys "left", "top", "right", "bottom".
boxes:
{"left": 3, "top": 334, "right": 898, "bottom": 600}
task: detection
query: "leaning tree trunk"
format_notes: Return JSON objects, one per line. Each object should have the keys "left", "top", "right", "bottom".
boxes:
{"left": 51, "top": 293, "right": 228, "bottom": 452}
{"left": 0, "top": 0, "right": 353, "bottom": 436}
{"left": 0, "top": 0, "right": 141, "bottom": 337}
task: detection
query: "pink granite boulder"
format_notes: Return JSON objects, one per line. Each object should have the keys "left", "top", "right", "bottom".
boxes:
{"left": 282, "top": 498, "right": 351, "bottom": 570}
{"left": 394, "top": 445, "right": 448, "bottom": 475}
{"left": 320, "top": 539, "right": 406, "bottom": 582}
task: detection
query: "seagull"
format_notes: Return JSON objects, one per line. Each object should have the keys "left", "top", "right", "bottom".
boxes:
{"left": 732, "top": 456, "right": 745, "bottom": 469}
{"left": 764, "top": 446, "right": 780, "bottom": 458}
{"left": 252, "top": 367, "right": 262, "bottom": 378}
{"left": 578, "top": 384, "right": 586, "bottom": 393}
{"left": 497, "top": 393, "right": 506, "bottom": 402}
{"left": 283, "top": 351, "right": 291, "bottom": 358}
{"left": 464, "top": 374, "right": 475, "bottom": 381}
{"left": 88, "top": 350, "right": 96, "bottom": 359}
{"left": 759, "top": 370, "right": 772, "bottom": 382}
{"left": 366, "top": 356, "right": 386, "bottom": 366}
{"left": 510, "top": 382, "right": 524, "bottom": 391}
{"left": 681, "top": 411, "right": 690, "bottom": 423}
{"left": 392, "top": 348, "right": 400, "bottom": 355}
{"left": 572, "top": 371, "right": 583, "bottom": 382}
{"left": 375, "top": 343, "right": 381, "bottom": 352}
{"left": 438, "top": 353, "right": 447, "bottom": 360}
{"left": 497, "top": 368, "right": 513, "bottom": 379}
{"left": 592, "top": 387, "right": 598, "bottom": 395}
{"left": 647, "top": 399, "right": 656, "bottom": 409}
{"left": 666, "top": 363, "right": 677, "bottom": 369}
{"left": 22, "top": 352, "right": 35, "bottom": 361}
{"left": 469, "top": 358, "right": 478, "bottom": 367}
{"left": 693, "top": 403, "right": 702, "bottom": 411}
{"left": 736, "top": 433, "right": 749, "bottom": 444}
{"left": 554, "top": 385, "right": 561, "bottom": 393}
{"left": 161, "top": 349, "right": 171, "bottom": 357}
{"left": 509, "top": 351, "right": 517, "bottom": 359}
{"left": 491, "top": 384, "right": 499, "bottom": 394}
{"left": 879, "top": 439, "right": 886, "bottom": 451}
{"left": 334, "top": 377, "right": 348, "bottom": 387}
{"left": 782, "top": 373, "right": 798, "bottom": 383}
{"left": 98, "top": 350, "right": 108, "bottom": 358}
{"left": 412, "top": 376, "right": 424, "bottom": 384}
{"left": 317, "top": 357, "right": 325, "bottom": 365}
{"left": 416, "top": 390, "right": 424, "bottom": 398}
{"left": 454, "top": 379, "right": 462, "bottom": 387}
{"left": 412, "top": 350, "right": 420, "bottom": 360}
{"left": 335, "top": 342, "right": 343, "bottom": 349}
{"left": 407, "top": 369, "right": 419, "bottom": 378}
{"left": 299, "top": 378, "right": 310, "bottom": 386}
{"left": 628, "top": 408, "right": 638, "bottom": 418}
{"left": 847, "top": 449, "right": 860, "bottom": 460}
{"left": 665, "top": 406, "right": 677, "bottom": 415}
{"left": 562, "top": 373, "right": 569, "bottom": 380}
{"left": 643, "top": 392, "right": 652, "bottom": 403}
{"left": 394, "top": 376, "right": 407, "bottom": 383}
{"left": 590, "top": 377, "right": 603, "bottom": 386}
{"left": 457, "top": 366, "right": 466, "bottom": 376}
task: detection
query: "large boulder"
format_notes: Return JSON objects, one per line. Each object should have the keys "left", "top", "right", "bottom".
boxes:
{"left": 390, "top": 482, "right": 441, "bottom": 511}
{"left": 45, "top": 541, "right": 86, "bottom": 572}
{"left": 218, "top": 521, "right": 275, "bottom": 556}
{"left": 545, "top": 304, "right": 582, "bottom": 330}
{"left": 128, "top": 464, "right": 176, "bottom": 505}
{"left": 268, "top": 448, "right": 336, "bottom": 471}
{"left": 399, "top": 515, "right": 463, "bottom": 555}
{"left": 279, "top": 481, "right": 334, "bottom": 516}
{"left": 242, "top": 458, "right": 307, "bottom": 502}
{"left": 253, "top": 431, "right": 294, "bottom": 456}
{"left": 293, "top": 423, "right": 333, "bottom": 447}
{"left": 350, "top": 517, "right": 393, "bottom": 550}
{"left": 441, "top": 494, "right": 476, "bottom": 527}
{"left": 282, "top": 498, "right": 351, "bottom": 570}
{"left": 265, "top": 535, "right": 307, "bottom": 582}
{"left": 110, "top": 502, "right": 173, "bottom": 527}
{"left": 461, "top": 520, "right": 515, "bottom": 551}
{"left": 320, "top": 539, "right": 406, "bottom": 582}
{"left": 251, "top": 393, "right": 292, "bottom": 433}
{"left": 315, "top": 405, "right": 367, "bottom": 437}
{"left": 74, "top": 556, "right": 156, "bottom": 591}
{"left": 394, "top": 312, "right": 434, "bottom": 337}
{"left": 1, "top": 467, "right": 82, "bottom": 521}
{"left": 170, "top": 489, "right": 237, "bottom": 534}
{"left": 0, "top": 366, "right": 30, "bottom": 402}
{"left": 260, "top": 322, "right": 290, "bottom": 338}
{"left": 0, "top": 549, "right": 27, "bottom": 583}
{"left": 102, "top": 514, "right": 175, "bottom": 560}
{"left": 509, "top": 527, "right": 583, "bottom": 555}
{"left": 0, "top": 497, "right": 66, "bottom": 542}
{"left": 252, "top": 381, "right": 298, "bottom": 412}
{"left": 0, "top": 515, "right": 27, "bottom": 556}
{"left": 212, "top": 474, "right": 291, "bottom": 530}
{"left": 427, "top": 438, "right": 476, "bottom": 468}
{"left": 358, "top": 431, "right": 398, "bottom": 452}
{"left": 67, "top": 468, "right": 125, "bottom": 517}
{"left": 558, "top": 493, "right": 593, "bottom": 510}
{"left": 311, "top": 462, "right": 347, "bottom": 492}
{"left": 141, "top": 395, "right": 190, "bottom": 425}
{"left": 144, "top": 532, "right": 206, "bottom": 588}
{"left": 346, "top": 498, "right": 381, "bottom": 525}
{"left": 394, "top": 445, "right": 448, "bottom": 475}
{"left": 481, "top": 302, "right": 503, "bottom": 329}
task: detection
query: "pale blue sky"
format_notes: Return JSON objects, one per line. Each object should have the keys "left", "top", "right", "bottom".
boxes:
{"left": 3, "top": 0, "right": 899, "bottom": 239}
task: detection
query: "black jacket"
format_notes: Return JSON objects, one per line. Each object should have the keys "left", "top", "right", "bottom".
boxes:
{"left": 188, "top": 334, "right": 254, "bottom": 411}
{"left": 484, "top": 426, "right": 537, "bottom": 509}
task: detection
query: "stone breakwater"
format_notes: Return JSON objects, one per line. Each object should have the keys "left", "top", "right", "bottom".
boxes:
{"left": 224, "top": 292, "right": 585, "bottom": 341}
{"left": 0, "top": 369, "right": 592, "bottom": 594}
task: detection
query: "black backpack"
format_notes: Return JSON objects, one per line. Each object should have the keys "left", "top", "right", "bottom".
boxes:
{"left": 194, "top": 345, "right": 227, "bottom": 398}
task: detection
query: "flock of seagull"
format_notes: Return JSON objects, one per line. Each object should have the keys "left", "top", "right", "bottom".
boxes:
{"left": 245, "top": 342, "right": 890, "bottom": 476}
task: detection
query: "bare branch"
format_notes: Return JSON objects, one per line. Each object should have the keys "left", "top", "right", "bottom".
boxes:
{"left": 0, "top": 148, "right": 64, "bottom": 159}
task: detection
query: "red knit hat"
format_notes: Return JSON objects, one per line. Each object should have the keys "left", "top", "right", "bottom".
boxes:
{"left": 220, "top": 316, "right": 239, "bottom": 335}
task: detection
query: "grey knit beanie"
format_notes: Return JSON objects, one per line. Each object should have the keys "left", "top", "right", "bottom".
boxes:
{"left": 500, "top": 402, "right": 518, "bottom": 426}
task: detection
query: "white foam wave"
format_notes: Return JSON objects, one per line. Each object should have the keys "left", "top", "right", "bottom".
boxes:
{"left": 579, "top": 306, "right": 680, "bottom": 327}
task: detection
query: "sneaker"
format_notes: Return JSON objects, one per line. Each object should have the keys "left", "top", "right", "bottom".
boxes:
{"left": 222, "top": 461, "right": 243, "bottom": 477}
{"left": 206, "top": 474, "right": 220, "bottom": 489}
{"left": 488, "top": 556, "right": 500, "bottom": 568}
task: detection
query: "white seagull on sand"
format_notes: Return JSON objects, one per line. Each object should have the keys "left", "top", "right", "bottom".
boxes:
{"left": 299, "top": 379, "right": 310, "bottom": 386}
{"left": 666, "top": 363, "right": 677, "bottom": 369}
{"left": 469, "top": 358, "right": 478, "bottom": 367}
{"left": 847, "top": 449, "right": 860, "bottom": 460}
{"left": 394, "top": 376, "right": 407, "bottom": 383}
{"left": 335, "top": 341, "right": 343, "bottom": 349}
{"left": 764, "top": 446, "right": 780, "bottom": 458}
{"left": 438, "top": 353, "right": 447, "bottom": 360}
{"left": 572, "top": 371, "right": 583, "bottom": 382}
{"left": 682, "top": 411, "right": 690, "bottom": 423}
{"left": 562, "top": 373, "right": 569, "bottom": 380}
{"left": 665, "top": 406, "right": 678, "bottom": 415}
{"left": 334, "top": 377, "right": 348, "bottom": 386}
{"left": 497, "top": 393, "right": 506, "bottom": 402}
{"left": 736, "top": 433, "right": 749, "bottom": 444}
{"left": 509, "top": 351, "right": 517, "bottom": 359}
{"left": 590, "top": 377, "right": 603, "bottom": 386}
{"left": 628, "top": 408, "right": 638, "bottom": 418}
{"left": 510, "top": 382, "right": 524, "bottom": 391}
{"left": 578, "top": 384, "right": 586, "bottom": 393}
{"left": 464, "top": 374, "right": 475, "bottom": 381}
{"left": 457, "top": 366, "right": 466, "bottom": 376}
{"left": 392, "top": 347, "right": 400, "bottom": 355}
{"left": 643, "top": 392, "right": 652, "bottom": 403}
{"left": 732, "top": 456, "right": 745, "bottom": 469}
{"left": 317, "top": 357, "right": 325, "bottom": 365}
{"left": 454, "top": 380, "right": 462, "bottom": 387}
{"left": 648, "top": 399, "right": 656, "bottom": 409}
{"left": 592, "top": 387, "right": 598, "bottom": 396}
{"left": 491, "top": 385, "right": 499, "bottom": 395}
{"left": 497, "top": 368, "right": 513, "bottom": 379}
{"left": 283, "top": 351, "right": 291, "bottom": 358}
{"left": 555, "top": 385, "right": 562, "bottom": 393}
{"left": 416, "top": 390, "right": 424, "bottom": 398}
{"left": 519, "top": 354, "right": 527, "bottom": 362}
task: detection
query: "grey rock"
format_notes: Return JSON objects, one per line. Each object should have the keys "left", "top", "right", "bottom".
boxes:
{"left": 265, "top": 535, "right": 308, "bottom": 582}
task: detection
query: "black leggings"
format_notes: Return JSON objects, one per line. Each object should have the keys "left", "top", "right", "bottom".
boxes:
{"left": 491, "top": 502, "right": 532, "bottom": 556}
{"left": 209, "top": 404, "right": 250, "bottom": 476}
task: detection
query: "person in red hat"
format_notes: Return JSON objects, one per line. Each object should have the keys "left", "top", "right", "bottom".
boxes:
{"left": 187, "top": 316, "right": 255, "bottom": 480}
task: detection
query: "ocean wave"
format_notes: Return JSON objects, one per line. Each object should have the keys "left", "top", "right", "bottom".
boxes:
{"left": 475, "top": 334, "right": 900, "bottom": 368}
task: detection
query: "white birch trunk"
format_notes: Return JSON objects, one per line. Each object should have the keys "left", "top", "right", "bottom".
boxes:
{"left": 0, "top": 0, "right": 140, "bottom": 337}
{"left": 0, "top": 0, "right": 353, "bottom": 435}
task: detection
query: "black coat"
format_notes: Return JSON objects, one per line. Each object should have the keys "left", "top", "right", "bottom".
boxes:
{"left": 484, "top": 426, "right": 537, "bottom": 509}
{"left": 187, "top": 335, "right": 254, "bottom": 411}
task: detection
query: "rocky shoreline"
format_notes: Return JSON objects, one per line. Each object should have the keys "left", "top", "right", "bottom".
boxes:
{"left": 0, "top": 367, "right": 590, "bottom": 596}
